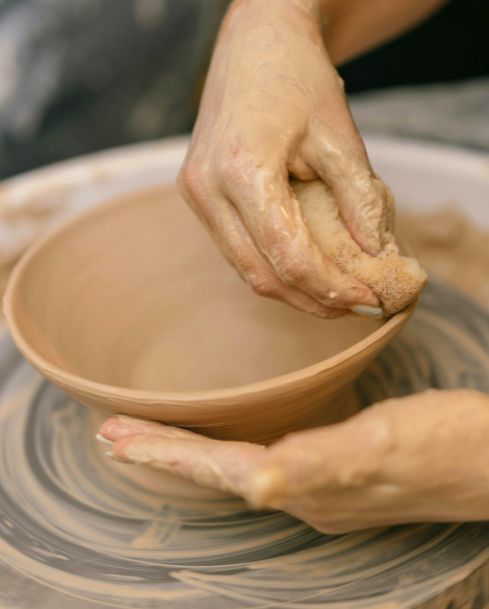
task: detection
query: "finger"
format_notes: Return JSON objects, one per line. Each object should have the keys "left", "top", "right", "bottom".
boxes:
{"left": 220, "top": 164, "right": 379, "bottom": 309}
{"left": 214, "top": 201, "right": 347, "bottom": 317}
{"left": 305, "top": 126, "right": 394, "bottom": 256}
{"left": 180, "top": 181, "right": 347, "bottom": 317}
{"left": 109, "top": 433, "right": 265, "bottom": 497}
{"left": 99, "top": 415, "right": 210, "bottom": 443}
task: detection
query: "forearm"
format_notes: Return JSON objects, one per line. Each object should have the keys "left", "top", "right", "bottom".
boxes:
{"left": 375, "top": 389, "right": 489, "bottom": 523}
{"left": 232, "top": 0, "right": 447, "bottom": 65}
{"left": 323, "top": 0, "right": 448, "bottom": 64}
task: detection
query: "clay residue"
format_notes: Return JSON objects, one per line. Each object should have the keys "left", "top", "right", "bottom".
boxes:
{"left": 399, "top": 207, "right": 489, "bottom": 309}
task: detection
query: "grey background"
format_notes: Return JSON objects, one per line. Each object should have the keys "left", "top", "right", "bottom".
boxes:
{"left": 0, "top": 0, "right": 487, "bottom": 181}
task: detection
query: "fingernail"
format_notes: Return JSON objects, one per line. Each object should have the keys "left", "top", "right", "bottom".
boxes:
{"left": 105, "top": 450, "right": 130, "bottom": 463}
{"left": 248, "top": 466, "right": 287, "bottom": 508}
{"left": 96, "top": 433, "right": 113, "bottom": 446}
{"left": 350, "top": 305, "right": 384, "bottom": 318}
{"left": 104, "top": 449, "right": 127, "bottom": 463}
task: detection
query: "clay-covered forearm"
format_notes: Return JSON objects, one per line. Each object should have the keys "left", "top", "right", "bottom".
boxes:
{"left": 227, "top": 0, "right": 447, "bottom": 66}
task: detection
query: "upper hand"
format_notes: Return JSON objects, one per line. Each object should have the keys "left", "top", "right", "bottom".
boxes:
{"left": 99, "top": 389, "right": 489, "bottom": 533}
{"left": 178, "top": 0, "right": 392, "bottom": 318}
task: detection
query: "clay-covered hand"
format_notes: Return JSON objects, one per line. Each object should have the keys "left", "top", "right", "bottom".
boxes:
{"left": 178, "top": 0, "right": 393, "bottom": 318}
{"left": 99, "top": 389, "right": 489, "bottom": 533}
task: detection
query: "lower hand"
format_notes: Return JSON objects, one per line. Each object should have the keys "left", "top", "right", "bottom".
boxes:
{"left": 99, "top": 389, "right": 489, "bottom": 533}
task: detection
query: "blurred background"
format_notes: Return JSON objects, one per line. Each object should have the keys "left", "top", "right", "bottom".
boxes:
{"left": 0, "top": 0, "right": 488, "bottom": 180}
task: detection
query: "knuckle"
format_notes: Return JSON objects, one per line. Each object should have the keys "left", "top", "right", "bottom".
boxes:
{"left": 214, "top": 154, "right": 239, "bottom": 181}
{"left": 247, "top": 273, "right": 280, "bottom": 298}
{"left": 177, "top": 161, "right": 207, "bottom": 202}
{"left": 213, "top": 145, "right": 264, "bottom": 191}
{"left": 268, "top": 235, "right": 310, "bottom": 286}
{"left": 277, "top": 256, "right": 308, "bottom": 285}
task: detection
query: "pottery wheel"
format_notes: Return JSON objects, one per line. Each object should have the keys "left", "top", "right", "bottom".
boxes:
{"left": 1, "top": 282, "right": 489, "bottom": 609}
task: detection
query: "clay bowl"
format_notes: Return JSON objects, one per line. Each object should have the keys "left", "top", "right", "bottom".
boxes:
{"left": 4, "top": 184, "right": 414, "bottom": 443}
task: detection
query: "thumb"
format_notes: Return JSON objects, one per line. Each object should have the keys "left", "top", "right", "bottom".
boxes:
{"left": 247, "top": 408, "right": 393, "bottom": 508}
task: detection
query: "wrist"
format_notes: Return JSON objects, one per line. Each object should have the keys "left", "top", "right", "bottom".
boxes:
{"left": 226, "top": 0, "right": 338, "bottom": 62}
{"left": 281, "top": 0, "right": 323, "bottom": 17}
{"left": 219, "top": 0, "right": 326, "bottom": 57}
{"left": 229, "top": 0, "right": 324, "bottom": 22}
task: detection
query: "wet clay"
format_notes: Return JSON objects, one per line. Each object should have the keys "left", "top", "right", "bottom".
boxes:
{"left": 4, "top": 184, "right": 412, "bottom": 443}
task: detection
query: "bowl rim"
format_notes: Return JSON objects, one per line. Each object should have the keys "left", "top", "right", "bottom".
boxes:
{"left": 3, "top": 188, "right": 415, "bottom": 404}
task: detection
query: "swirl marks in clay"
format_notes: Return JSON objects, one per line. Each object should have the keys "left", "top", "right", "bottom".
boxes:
{"left": 0, "top": 282, "right": 489, "bottom": 608}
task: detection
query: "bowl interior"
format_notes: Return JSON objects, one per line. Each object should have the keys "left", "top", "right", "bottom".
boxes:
{"left": 8, "top": 185, "right": 383, "bottom": 392}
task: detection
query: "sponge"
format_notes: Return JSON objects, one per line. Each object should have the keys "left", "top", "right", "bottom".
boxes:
{"left": 294, "top": 180, "right": 427, "bottom": 315}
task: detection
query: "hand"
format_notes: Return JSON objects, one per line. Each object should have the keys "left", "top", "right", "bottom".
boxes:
{"left": 99, "top": 389, "right": 489, "bottom": 533}
{"left": 178, "top": 0, "right": 393, "bottom": 318}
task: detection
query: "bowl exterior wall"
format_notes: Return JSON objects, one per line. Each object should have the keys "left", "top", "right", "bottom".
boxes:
{"left": 33, "top": 314, "right": 406, "bottom": 443}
